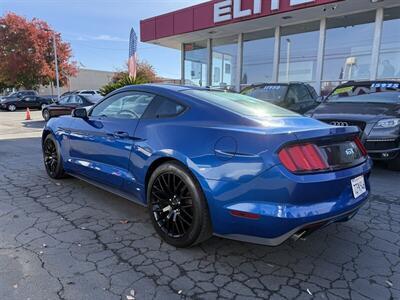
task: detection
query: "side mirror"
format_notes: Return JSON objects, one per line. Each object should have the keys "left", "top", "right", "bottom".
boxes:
{"left": 72, "top": 107, "right": 88, "bottom": 119}
{"left": 316, "top": 96, "right": 325, "bottom": 103}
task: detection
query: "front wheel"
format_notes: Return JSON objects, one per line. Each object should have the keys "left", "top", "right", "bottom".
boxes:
{"left": 387, "top": 153, "right": 400, "bottom": 171}
{"left": 147, "top": 162, "right": 212, "bottom": 248}
{"left": 43, "top": 134, "right": 67, "bottom": 179}
{"left": 42, "top": 109, "right": 51, "bottom": 121}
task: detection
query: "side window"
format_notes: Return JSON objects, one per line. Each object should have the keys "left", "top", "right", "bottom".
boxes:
{"left": 91, "top": 91, "right": 155, "bottom": 119}
{"left": 59, "top": 96, "right": 70, "bottom": 104}
{"left": 69, "top": 95, "right": 83, "bottom": 104}
{"left": 307, "top": 85, "right": 318, "bottom": 99}
{"left": 288, "top": 85, "right": 312, "bottom": 103}
{"left": 155, "top": 98, "right": 185, "bottom": 118}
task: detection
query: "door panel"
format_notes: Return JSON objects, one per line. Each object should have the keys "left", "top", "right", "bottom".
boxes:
{"left": 68, "top": 117, "right": 138, "bottom": 188}
{"left": 66, "top": 91, "right": 155, "bottom": 190}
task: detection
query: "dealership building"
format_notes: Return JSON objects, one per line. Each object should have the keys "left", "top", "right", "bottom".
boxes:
{"left": 141, "top": 0, "right": 400, "bottom": 94}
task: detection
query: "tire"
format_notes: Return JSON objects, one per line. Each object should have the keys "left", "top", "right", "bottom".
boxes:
{"left": 147, "top": 161, "right": 212, "bottom": 248}
{"left": 42, "top": 134, "right": 67, "bottom": 179}
{"left": 387, "top": 154, "right": 400, "bottom": 171}
{"left": 42, "top": 109, "right": 51, "bottom": 121}
{"left": 7, "top": 104, "right": 16, "bottom": 112}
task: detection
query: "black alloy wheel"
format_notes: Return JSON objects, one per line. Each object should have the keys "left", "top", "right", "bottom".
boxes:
{"left": 148, "top": 162, "right": 212, "bottom": 247}
{"left": 151, "top": 172, "right": 194, "bottom": 238}
{"left": 43, "top": 134, "right": 66, "bottom": 179}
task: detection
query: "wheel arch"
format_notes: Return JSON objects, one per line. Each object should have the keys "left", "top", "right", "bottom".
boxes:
{"left": 42, "top": 129, "right": 52, "bottom": 145}
{"left": 143, "top": 155, "right": 212, "bottom": 205}
{"left": 144, "top": 157, "right": 181, "bottom": 197}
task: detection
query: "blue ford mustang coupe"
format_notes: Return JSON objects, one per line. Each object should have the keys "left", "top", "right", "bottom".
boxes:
{"left": 42, "top": 84, "right": 372, "bottom": 247}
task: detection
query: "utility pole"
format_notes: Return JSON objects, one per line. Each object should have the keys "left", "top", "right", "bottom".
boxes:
{"left": 45, "top": 29, "right": 61, "bottom": 102}
{"left": 52, "top": 32, "right": 61, "bottom": 102}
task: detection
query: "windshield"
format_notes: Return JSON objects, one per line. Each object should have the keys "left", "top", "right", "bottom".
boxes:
{"left": 182, "top": 89, "right": 297, "bottom": 118}
{"left": 241, "top": 85, "right": 288, "bottom": 103}
{"left": 327, "top": 92, "right": 400, "bottom": 104}
{"left": 327, "top": 82, "right": 400, "bottom": 101}
{"left": 7, "top": 92, "right": 18, "bottom": 97}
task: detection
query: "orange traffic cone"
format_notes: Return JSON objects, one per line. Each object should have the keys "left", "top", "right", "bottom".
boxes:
{"left": 25, "top": 108, "right": 31, "bottom": 120}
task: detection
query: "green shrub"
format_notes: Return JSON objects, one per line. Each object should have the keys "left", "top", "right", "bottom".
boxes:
{"left": 99, "top": 75, "right": 149, "bottom": 96}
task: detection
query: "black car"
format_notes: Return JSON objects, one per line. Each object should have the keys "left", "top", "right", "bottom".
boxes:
{"left": 0, "top": 93, "right": 53, "bottom": 111}
{"left": 241, "top": 82, "right": 319, "bottom": 114}
{"left": 42, "top": 94, "right": 102, "bottom": 121}
{"left": 309, "top": 80, "right": 400, "bottom": 170}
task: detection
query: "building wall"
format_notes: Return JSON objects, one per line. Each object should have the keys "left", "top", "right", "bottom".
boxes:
{"left": 182, "top": 5, "right": 400, "bottom": 94}
{"left": 38, "top": 69, "right": 115, "bottom": 96}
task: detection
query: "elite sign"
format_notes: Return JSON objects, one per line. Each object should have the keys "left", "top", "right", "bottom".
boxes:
{"left": 214, "top": 0, "right": 315, "bottom": 23}
{"left": 140, "top": 0, "right": 341, "bottom": 42}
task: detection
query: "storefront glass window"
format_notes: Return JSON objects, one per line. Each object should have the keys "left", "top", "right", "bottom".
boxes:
{"left": 242, "top": 29, "right": 275, "bottom": 87}
{"left": 184, "top": 41, "right": 208, "bottom": 86}
{"left": 279, "top": 22, "right": 320, "bottom": 84}
{"left": 323, "top": 11, "right": 375, "bottom": 82}
{"left": 378, "top": 7, "right": 400, "bottom": 79}
{"left": 212, "top": 36, "right": 237, "bottom": 90}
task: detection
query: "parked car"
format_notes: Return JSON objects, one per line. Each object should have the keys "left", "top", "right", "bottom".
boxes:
{"left": 308, "top": 80, "right": 400, "bottom": 170}
{"left": 1, "top": 93, "right": 52, "bottom": 111}
{"left": 0, "top": 90, "right": 37, "bottom": 100}
{"left": 42, "top": 94, "right": 102, "bottom": 121}
{"left": 77, "top": 90, "right": 101, "bottom": 96}
{"left": 42, "top": 84, "right": 371, "bottom": 247}
{"left": 241, "top": 82, "right": 319, "bottom": 114}
{"left": 60, "top": 90, "right": 101, "bottom": 97}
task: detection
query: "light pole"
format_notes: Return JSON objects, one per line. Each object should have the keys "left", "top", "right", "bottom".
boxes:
{"left": 45, "top": 29, "right": 60, "bottom": 102}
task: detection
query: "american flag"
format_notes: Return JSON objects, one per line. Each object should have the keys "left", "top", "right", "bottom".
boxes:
{"left": 128, "top": 28, "right": 138, "bottom": 79}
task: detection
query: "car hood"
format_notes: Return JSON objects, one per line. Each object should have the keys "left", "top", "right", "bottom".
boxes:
{"left": 311, "top": 101, "right": 400, "bottom": 122}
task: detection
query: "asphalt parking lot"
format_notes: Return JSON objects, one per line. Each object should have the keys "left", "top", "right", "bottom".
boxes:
{"left": 0, "top": 110, "right": 399, "bottom": 300}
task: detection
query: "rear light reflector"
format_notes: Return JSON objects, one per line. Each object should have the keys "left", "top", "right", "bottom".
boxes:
{"left": 354, "top": 136, "right": 368, "bottom": 156}
{"left": 279, "top": 143, "right": 329, "bottom": 173}
{"left": 230, "top": 210, "right": 260, "bottom": 220}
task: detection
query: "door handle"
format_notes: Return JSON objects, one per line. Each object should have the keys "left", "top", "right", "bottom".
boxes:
{"left": 113, "top": 131, "right": 129, "bottom": 139}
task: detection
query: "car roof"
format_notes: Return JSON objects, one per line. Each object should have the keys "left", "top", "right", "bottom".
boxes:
{"left": 115, "top": 84, "right": 211, "bottom": 94}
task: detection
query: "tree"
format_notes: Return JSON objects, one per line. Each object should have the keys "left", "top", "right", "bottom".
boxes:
{"left": 111, "top": 60, "right": 158, "bottom": 83}
{"left": 101, "top": 60, "right": 159, "bottom": 95}
{"left": 0, "top": 13, "right": 77, "bottom": 90}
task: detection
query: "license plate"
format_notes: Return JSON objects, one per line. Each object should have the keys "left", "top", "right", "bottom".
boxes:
{"left": 351, "top": 175, "right": 366, "bottom": 199}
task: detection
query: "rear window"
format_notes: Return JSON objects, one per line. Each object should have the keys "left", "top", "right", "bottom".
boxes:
{"left": 241, "top": 85, "right": 288, "bottom": 103}
{"left": 327, "top": 82, "right": 400, "bottom": 101}
{"left": 182, "top": 89, "right": 297, "bottom": 118}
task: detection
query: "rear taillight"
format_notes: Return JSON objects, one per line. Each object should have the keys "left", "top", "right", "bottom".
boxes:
{"left": 279, "top": 143, "right": 329, "bottom": 173}
{"left": 354, "top": 136, "right": 368, "bottom": 157}
{"left": 279, "top": 136, "right": 367, "bottom": 174}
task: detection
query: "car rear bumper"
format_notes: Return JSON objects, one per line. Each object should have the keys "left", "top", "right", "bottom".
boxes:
{"left": 203, "top": 159, "right": 372, "bottom": 246}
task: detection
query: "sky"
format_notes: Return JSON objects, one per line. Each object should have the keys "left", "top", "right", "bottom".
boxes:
{"left": 0, "top": 0, "right": 205, "bottom": 79}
